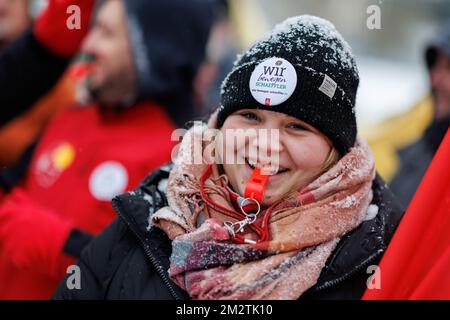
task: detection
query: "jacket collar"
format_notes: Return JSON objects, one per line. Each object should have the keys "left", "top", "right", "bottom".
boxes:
{"left": 112, "top": 164, "right": 190, "bottom": 300}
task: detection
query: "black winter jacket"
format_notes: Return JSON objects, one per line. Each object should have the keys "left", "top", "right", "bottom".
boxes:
{"left": 390, "top": 116, "right": 450, "bottom": 209}
{"left": 53, "top": 163, "right": 404, "bottom": 300}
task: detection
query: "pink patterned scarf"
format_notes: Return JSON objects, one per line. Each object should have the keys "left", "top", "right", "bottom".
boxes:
{"left": 151, "top": 117, "right": 375, "bottom": 300}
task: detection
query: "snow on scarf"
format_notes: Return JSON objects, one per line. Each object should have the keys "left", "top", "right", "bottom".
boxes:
{"left": 151, "top": 114, "right": 376, "bottom": 300}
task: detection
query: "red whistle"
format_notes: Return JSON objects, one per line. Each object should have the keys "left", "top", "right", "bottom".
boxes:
{"left": 244, "top": 168, "right": 269, "bottom": 203}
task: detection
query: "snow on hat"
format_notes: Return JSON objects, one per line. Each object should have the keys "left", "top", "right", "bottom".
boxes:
{"left": 217, "top": 15, "right": 359, "bottom": 155}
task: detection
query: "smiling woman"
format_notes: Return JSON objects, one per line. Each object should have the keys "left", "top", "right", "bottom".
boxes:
{"left": 220, "top": 109, "right": 335, "bottom": 206}
{"left": 54, "top": 15, "right": 404, "bottom": 301}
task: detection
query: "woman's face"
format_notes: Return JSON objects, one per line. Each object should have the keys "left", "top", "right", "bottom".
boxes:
{"left": 220, "top": 109, "right": 333, "bottom": 207}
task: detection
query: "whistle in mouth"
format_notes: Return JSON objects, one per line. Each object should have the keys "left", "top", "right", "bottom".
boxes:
{"left": 244, "top": 168, "right": 269, "bottom": 203}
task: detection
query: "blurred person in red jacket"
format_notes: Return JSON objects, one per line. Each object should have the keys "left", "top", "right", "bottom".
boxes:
{"left": 0, "top": 0, "right": 215, "bottom": 299}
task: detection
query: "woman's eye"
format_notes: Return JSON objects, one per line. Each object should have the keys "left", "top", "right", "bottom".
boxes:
{"left": 287, "top": 123, "right": 307, "bottom": 131}
{"left": 241, "top": 112, "right": 259, "bottom": 121}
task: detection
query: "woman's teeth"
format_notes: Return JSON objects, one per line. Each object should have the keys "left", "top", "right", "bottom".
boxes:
{"left": 246, "top": 159, "right": 289, "bottom": 175}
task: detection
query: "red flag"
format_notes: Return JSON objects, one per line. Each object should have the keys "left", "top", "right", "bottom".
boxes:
{"left": 363, "top": 129, "right": 450, "bottom": 299}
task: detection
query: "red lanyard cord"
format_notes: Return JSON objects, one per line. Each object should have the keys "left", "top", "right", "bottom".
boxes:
{"left": 200, "top": 164, "right": 268, "bottom": 243}
{"left": 199, "top": 164, "right": 244, "bottom": 219}
{"left": 199, "top": 164, "right": 275, "bottom": 244}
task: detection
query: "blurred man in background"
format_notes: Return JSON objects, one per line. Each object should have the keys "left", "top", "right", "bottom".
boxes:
{"left": 390, "top": 21, "right": 450, "bottom": 208}
{"left": 0, "top": 0, "right": 215, "bottom": 299}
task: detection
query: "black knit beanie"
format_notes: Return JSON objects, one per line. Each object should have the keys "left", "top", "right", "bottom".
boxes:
{"left": 217, "top": 15, "right": 359, "bottom": 155}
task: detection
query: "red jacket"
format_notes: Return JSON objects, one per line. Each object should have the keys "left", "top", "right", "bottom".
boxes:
{"left": 0, "top": 102, "right": 177, "bottom": 299}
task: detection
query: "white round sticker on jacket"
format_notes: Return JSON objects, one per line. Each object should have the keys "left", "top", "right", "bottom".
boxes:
{"left": 249, "top": 57, "right": 297, "bottom": 106}
{"left": 89, "top": 161, "right": 128, "bottom": 201}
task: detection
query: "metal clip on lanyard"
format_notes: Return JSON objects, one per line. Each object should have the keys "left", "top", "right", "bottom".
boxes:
{"left": 224, "top": 198, "right": 261, "bottom": 237}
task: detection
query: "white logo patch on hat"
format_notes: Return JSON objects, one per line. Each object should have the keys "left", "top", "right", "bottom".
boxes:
{"left": 249, "top": 57, "right": 297, "bottom": 106}
{"left": 319, "top": 74, "right": 337, "bottom": 99}
{"left": 89, "top": 161, "right": 128, "bottom": 201}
